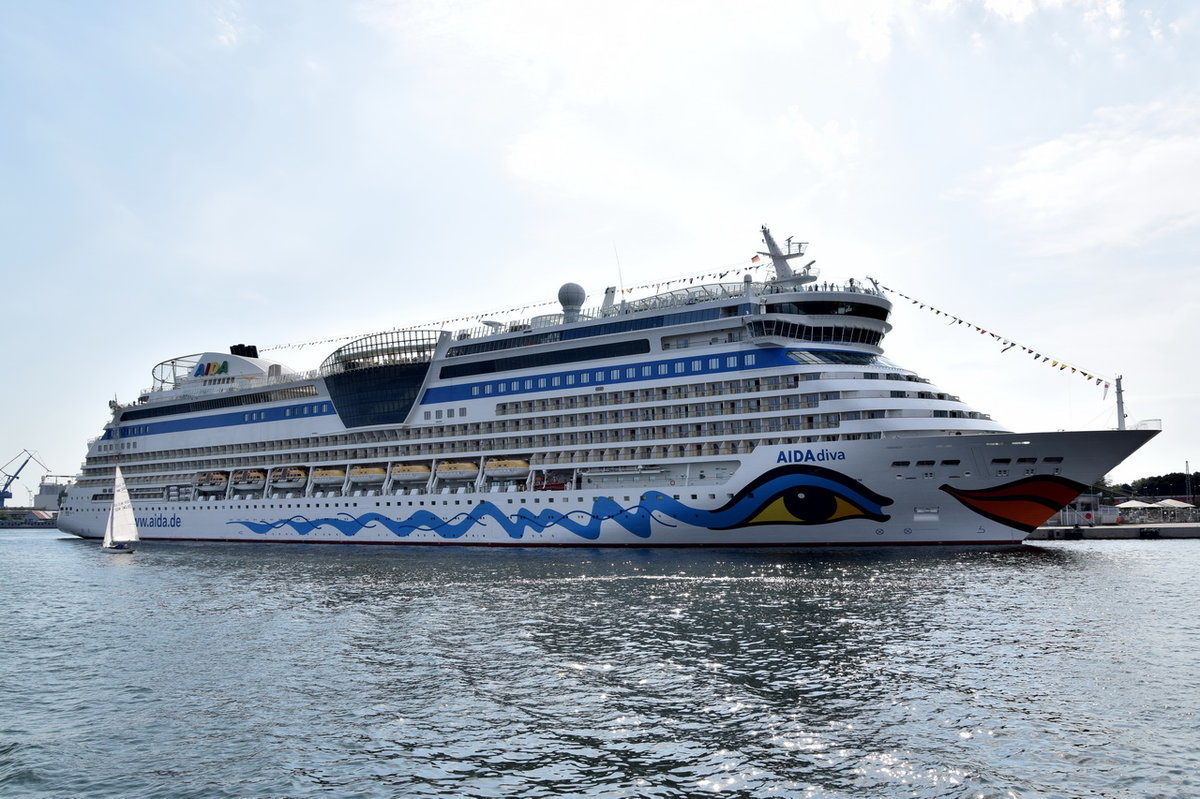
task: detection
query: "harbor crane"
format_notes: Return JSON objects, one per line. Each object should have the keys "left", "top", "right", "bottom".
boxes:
{"left": 1, "top": 450, "right": 48, "bottom": 508}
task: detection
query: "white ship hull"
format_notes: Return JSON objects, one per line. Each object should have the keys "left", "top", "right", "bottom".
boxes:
{"left": 57, "top": 430, "right": 1153, "bottom": 546}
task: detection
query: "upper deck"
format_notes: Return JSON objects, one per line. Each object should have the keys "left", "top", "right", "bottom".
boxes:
{"left": 126, "top": 229, "right": 889, "bottom": 411}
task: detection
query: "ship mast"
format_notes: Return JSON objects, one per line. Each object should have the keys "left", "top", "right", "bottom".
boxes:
{"left": 759, "top": 226, "right": 816, "bottom": 286}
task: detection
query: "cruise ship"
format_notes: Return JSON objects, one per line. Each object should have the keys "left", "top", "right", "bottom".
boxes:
{"left": 57, "top": 228, "right": 1156, "bottom": 547}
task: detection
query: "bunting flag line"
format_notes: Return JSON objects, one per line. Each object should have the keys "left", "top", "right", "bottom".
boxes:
{"left": 263, "top": 260, "right": 775, "bottom": 354}
{"left": 870, "top": 279, "right": 1112, "bottom": 393}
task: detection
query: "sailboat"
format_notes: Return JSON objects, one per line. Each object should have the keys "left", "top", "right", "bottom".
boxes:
{"left": 101, "top": 465, "right": 139, "bottom": 553}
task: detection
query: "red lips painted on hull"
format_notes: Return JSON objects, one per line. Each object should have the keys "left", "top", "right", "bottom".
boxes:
{"left": 940, "top": 475, "right": 1088, "bottom": 532}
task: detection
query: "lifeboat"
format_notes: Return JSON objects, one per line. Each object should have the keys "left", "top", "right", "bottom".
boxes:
{"left": 483, "top": 459, "right": 531, "bottom": 479}
{"left": 311, "top": 467, "right": 347, "bottom": 486}
{"left": 436, "top": 462, "right": 479, "bottom": 481}
{"left": 390, "top": 464, "right": 431, "bottom": 482}
{"left": 269, "top": 466, "right": 308, "bottom": 490}
{"left": 230, "top": 469, "right": 266, "bottom": 491}
{"left": 195, "top": 471, "right": 229, "bottom": 492}
{"left": 348, "top": 465, "right": 387, "bottom": 484}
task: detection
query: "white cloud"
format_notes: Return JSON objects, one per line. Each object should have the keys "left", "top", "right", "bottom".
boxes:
{"left": 979, "top": 95, "right": 1200, "bottom": 254}
{"left": 505, "top": 104, "right": 863, "bottom": 226}
{"left": 214, "top": 0, "right": 246, "bottom": 48}
{"left": 984, "top": 0, "right": 1040, "bottom": 24}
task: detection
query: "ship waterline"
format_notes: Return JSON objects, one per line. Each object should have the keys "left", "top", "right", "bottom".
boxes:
{"left": 57, "top": 228, "right": 1156, "bottom": 547}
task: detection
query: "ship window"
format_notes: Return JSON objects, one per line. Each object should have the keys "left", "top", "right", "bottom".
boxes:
{"left": 692, "top": 360, "right": 702, "bottom": 371}
{"left": 524, "top": 380, "right": 533, "bottom": 389}
{"left": 1043, "top": 456, "right": 1064, "bottom": 463}
{"left": 471, "top": 387, "right": 480, "bottom": 396}
{"left": 658, "top": 364, "right": 668, "bottom": 375}
{"left": 709, "top": 358, "right": 719, "bottom": 369}
{"left": 991, "top": 458, "right": 1011, "bottom": 464}
{"left": 891, "top": 461, "right": 910, "bottom": 467}
{"left": 745, "top": 354, "right": 756, "bottom": 366}
{"left": 423, "top": 411, "right": 431, "bottom": 420}
{"left": 436, "top": 410, "right": 443, "bottom": 419}
{"left": 566, "top": 374, "right": 575, "bottom": 385}
{"left": 916, "top": 460, "right": 934, "bottom": 466}
{"left": 580, "top": 373, "right": 590, "bottom": 384}
{"left": 484, "top": 385, "right": 493, "bottom": 395}
{"left": 940, "top": 459, "right": 961, "bottom": 465}
{"left": 611, "top": 370, "right": 620, "bottom": 380}
{"left": 626, "top": 368, "right": 636, "bottom": 378}
{"left": 674, "top": 362, "right": 685, "bottom": 373}
{"left": 460, "top": 407, "right": 466, "bottom": 416}
{"left": 727, "top": 356, "right": 737, "bottom": 368}
{"left": 538, "top": 378, "right": 547, "bottom": 388}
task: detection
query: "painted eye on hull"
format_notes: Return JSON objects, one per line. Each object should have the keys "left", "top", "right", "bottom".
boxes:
{"left": 713, "top": 465, "right": 893, "bottom": 528}
{"left": 747, "top": 491, "right": 878, "bottom": 525}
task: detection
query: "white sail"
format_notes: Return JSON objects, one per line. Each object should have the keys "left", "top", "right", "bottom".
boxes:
{"left": 101, "top": 465, "right": 139, "bottom": 548}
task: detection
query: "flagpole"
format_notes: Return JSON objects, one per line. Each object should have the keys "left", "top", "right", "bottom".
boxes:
{"left": 1115, "top": 375, "right": 1126, "bottom": 431}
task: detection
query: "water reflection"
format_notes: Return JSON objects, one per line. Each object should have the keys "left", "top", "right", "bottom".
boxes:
{"left": 4, "top": 536, "right": 1198, "bottom": 797}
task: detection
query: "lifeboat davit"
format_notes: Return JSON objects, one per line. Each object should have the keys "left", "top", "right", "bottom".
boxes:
{"left": 311, "top": 467, "right": 347, "bottom": 486}
{"left": 390, "top": 464, "right": 431, "bottom": 482}
{"left": 269, "top": 466, "right": 308, "bottom": 489}
{"left": 483, "top": 459, "right": 531, "bottom": 479}
{"left": 348, "top": 466, "right": 387, "bottom": 484}
{"left": 230, "top": 469, "right": 266, "bottom": 491}
{"left": 195, "top": 471, "right": 229, "bottom": 492}
{"left": 436, "top": 462, "right": 479, "bottom": 481}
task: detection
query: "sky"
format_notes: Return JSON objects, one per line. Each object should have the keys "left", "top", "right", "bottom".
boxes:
{"left": 2, "top": 0, "right": 1197, "bottom": 501}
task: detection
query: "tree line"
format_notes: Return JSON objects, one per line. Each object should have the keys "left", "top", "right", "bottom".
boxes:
{"left": 1095, "top": 472, "right": 1199, "bottom": 500}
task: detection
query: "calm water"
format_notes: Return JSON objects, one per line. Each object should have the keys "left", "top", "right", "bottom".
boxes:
{"left": 1, "top": 531, "right": 1197, "bottom": 798}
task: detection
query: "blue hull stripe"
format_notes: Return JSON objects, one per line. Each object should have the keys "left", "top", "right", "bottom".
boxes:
{"left": 420, "top": 347, "right": 795, "bottom": 405}
{"left": 107, "top": 348, "right": 809, "bottom": 440}
{"left": 107, "top": 402, "right": 338, "bottom": 440}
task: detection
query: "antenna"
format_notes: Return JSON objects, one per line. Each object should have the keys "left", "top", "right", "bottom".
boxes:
{"left": 613, "top": 243, "right": 625, "bottom": 295}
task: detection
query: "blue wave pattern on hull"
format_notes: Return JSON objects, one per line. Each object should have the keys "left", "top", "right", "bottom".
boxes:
{"left": 226, "top": 466, "right": 894, "bottom": 541}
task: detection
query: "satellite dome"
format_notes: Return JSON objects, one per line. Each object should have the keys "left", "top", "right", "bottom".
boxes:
{"left": 558, "top": 282, "right": 586, "bottom": 308}
{"left": 558, "top": 283, "right": 586, "bottom": 322}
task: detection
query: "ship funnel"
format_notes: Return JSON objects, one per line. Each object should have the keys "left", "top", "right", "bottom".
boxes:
{"left": 558, "top": 283, "right": 586, "bottom": 323}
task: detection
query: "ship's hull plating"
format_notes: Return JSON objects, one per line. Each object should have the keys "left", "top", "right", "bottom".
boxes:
{"left": 58, "top": 430, "right": 1154, "bottom": 547}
